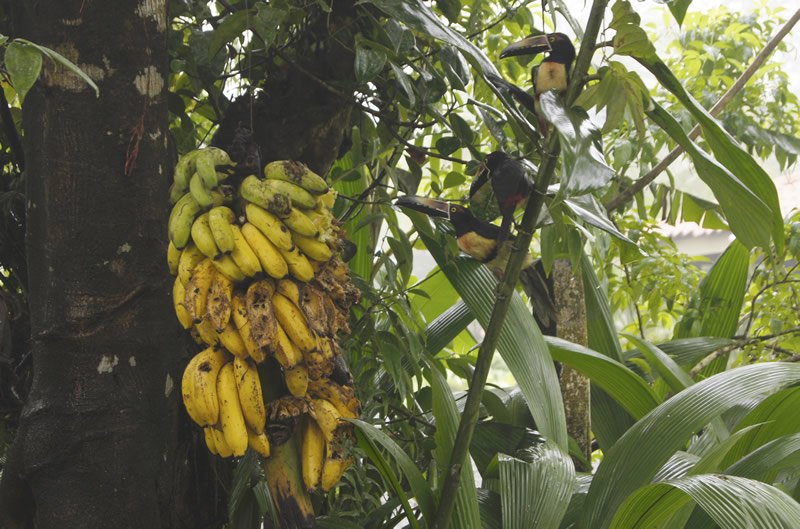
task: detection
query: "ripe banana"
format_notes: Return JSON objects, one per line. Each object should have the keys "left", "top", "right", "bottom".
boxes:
{"left": 248, "top": 429, "right": 271, "bottom": 458}
{"left": 218, "top": 322, "right": 248, "bottom": 359}
{"left": 188, "top": 347, "right": 228, "bottom": 426}
{"left": 245, "top": 280, "right": 279, "bottom": 353}
{"left": 217, "top": 362, "right": 249, "bottom": 456}
{"left": 181, "top": 358, "right": 206, "bottom": 426}
{"left": 212, "top": 426, "right": 233, "bottom": 458}
{"left": 240, "top": 175, "right": 293, "bottom": 218}
{"left": 241, "top": 222, "right": 289, "bottom": 279}
{"left": 194, "top": 315, "right": 219, "bottom": 346}
{"left": 272, "top": 292, "right": 316, "bottom": 352}
{"left": 207, "top": 271, "right": 233, "bottom": 332}
{"left": 244, "top": 202, "right": 294, "bottom": 251}
{"left": 184, "top": 258, "right": 215, "bottom": 323}
{"left": 230, "top": 225, "right": 262, "bottom": 277}
{"left": 232, "top": 292, "right": 267, "bottom": 362}
{"left": 278, "top": 245, "right": 315, "bottom": 282}
{"left": 308, "top": 379, "right": 360, "bottom": 419}
{"left": 233, "top": 357, "right": 266, "bottom": 432}
{"left": 173, "top": 277, "right": 193, "bottom": 330}
{"left": 204, "top": 426, "right": 218, "bottom": 455}
{"left": 317, "top": 189, "right": 337, "bottom": 210}
{"left": 191, "top": 212, "right": 221, "bottom": 259}
{"left": 177, "top": 244, "right": 205, "bottom": 285}
{"left": 273, "top": 323, "right": 303, "bottom": 369}
{"left": 209, "top": 185, "right": 235, "bottom": 206}
{"left": 190, "top": 172, "right": 215, "bottom": 208}
{"left": 285, "top": 364, "right": 309, "bottom": 397}
{"left": 310, "top": 398, "right": 342, "bottom": 442}
{"left": 277, "top": 278, "right": 302, "bottom": 307}
{"left": 168, "top": 193, "right": 202, "bottom": 249}
{"left": 260, "top": 179, "right": 317, "bottom": 209}
{"left": 264, "top": 160, "right": 329, "bottom": 195}
{"left": 208, "top": 206, "right": 237, "bottom": 254}
{"left": 292, "top": 233, "right": 332, "bottom": 262}
{"left": 301, "top": 417, "right": 325, "bottom": 491}
{"left": 280, "top": 207, "right": 319, "bottom": 238}
{"left": 299, "top": 284, "right": 335, "bottom": 337}
{"left": 321, "top": 446, "right": 352, "bottom": 492}
{"left": 167, "top": 241, "right": 182, "bottom": 276}
{"left": 211, "top": 255, "right": 246, "bottom": 282}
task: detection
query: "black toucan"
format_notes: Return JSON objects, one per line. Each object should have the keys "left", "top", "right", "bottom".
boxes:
{"left": 395, "top": 196, "right": 554, "bottom": 330}
{"left": 469, "top": 151, "right": 535, "bottom": 246}
{"left": 488, "top": 32, "right": 576, "bottom": 130}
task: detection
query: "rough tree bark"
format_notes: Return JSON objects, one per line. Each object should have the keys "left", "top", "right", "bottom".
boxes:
{"left": 0, "top": 2, "right": 223, "bottom": 527}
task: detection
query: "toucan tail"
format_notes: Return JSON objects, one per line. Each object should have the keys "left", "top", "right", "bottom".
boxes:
{"left": 520, "top": 260, "right": 555, "bottom": 334}
{"left": 486, "top": 74, "right": 537, "bottom": 115}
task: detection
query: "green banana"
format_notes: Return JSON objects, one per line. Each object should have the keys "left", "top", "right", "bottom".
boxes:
{"left": 194, "top": 150, "right": 220, "bottom": 189}
{"left": 191, "top": 213, "right": 221, "bottom": 259}
{"left": 240, "top": 175, "right": 293, "bottom": 218}
{"left": 168, "top": 193, "right": 202, "bottom": 249}
{"left": 190, "top": 172, "right": 215, "bottom": 208}
{"left": 260, "top": 180, "right": 317, "bottom": 209}
{"left": 264, "top": 160, "right": 328, "bottom": 195}
{"left": 208, "top": 206, "right": 236, "bottom": 254}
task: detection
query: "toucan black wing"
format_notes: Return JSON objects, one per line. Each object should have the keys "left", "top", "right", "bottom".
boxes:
{"left": 486, "top": 73, "right": 537, "bottom": 115}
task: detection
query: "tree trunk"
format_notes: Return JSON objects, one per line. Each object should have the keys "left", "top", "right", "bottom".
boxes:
{"left": 0, "top": 2, "right": 222, "bottom": 527}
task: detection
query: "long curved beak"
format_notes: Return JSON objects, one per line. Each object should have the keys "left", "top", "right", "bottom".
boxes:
{"left": 500, "top": 34, "right": 551, "bottom": 59}
{"left": 394, "top": 196, "right": 450, "bottom": 219}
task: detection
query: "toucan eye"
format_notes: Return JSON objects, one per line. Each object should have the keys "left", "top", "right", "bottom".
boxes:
{"left": 549, "top": 36, "right": 555, "bottom": 41}
{"left": 450, "top": 206, "right": 457, "bottom": 213}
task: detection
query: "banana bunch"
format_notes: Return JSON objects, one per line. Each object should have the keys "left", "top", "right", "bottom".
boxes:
{"left": 169, "top": 150, "right": 361, "bottom": 497}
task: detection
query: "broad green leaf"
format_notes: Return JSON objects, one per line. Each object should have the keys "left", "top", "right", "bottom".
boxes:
{"left": 424, "top": 300, "right": 474, "bottom": 355}
{"left": 538, "top": 92, "right": 615, "bottom": 196}
{"left": 610, "top": 474, "right": 800, "bottom": 529}
{"left": 651, "top": 337, "right": 733, "bottom": 368}
{"left": 409, "top": 212, "right": 568, "bottom": 449}
{"left": 477, "top": 488, "right": 503, "bottom": 529}
{"left": 580, "top": 363, "right": 800, "bottom": 529}
{"left": 667, "top": 0, "right": 692, "bottom": 26}
{"left": 352, "top": 419, "right": 432, "bottom": 527}
{"left": 622, "top": 334, "right": 693, "bottom": 394}
{"left": 428, "top": 360, "right": 482, "bottom": 529}
{"left": 355, "top": 43, "right": 387, "bottom": 83}
{"left": 726, "top": 432, "right": 800, "bottom": 481}
{"left": 19, "top": 39, "right": 99, "bottom": 97}
{"left": 499, "top": 441, "right": 575, "bottom": 529}
{"left": 208, "top": 10, "right": 251, "bottom": 59}
{"left": 335, "top": 164, "right": 373, "bottom": 280}
{"left": 471, "top": 423, "right": 544, "bottom": 478}
{"left": 5, "top": 41, "right": 42, "bottom": 103}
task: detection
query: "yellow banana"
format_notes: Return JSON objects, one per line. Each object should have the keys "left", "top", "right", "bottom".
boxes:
{"left": 278, "top": 245, "right": 315, "bottom": 282}
{"left": 212, "top": 427, "right": 233, "bottom": 458}
{"left": 317, "top": 189, "right": 337, "bottom": 210}
{"left": 277, "top": 278, "right": 302, "bottom": 307}
{"left": 218, "top": 323, "right": 248, "bottom": 359}
{"left": 233, "top": 357, "right": 266, "bottom": 432}
{"left": 273, "top": 323, "right": 303, "bottom": 369}
{"left": 240, "top": 175, "right": 293, "bottom": 217}
{"left": 167, "top": 241, "right": 182, "bottom": 276}
{"left": 248, "top": 429, "right": 271, "bottom": 458}
{"left": 191, "top": 212, "right": 221, "bottom": 259}
{"left": 208, "top": 206, "right": 237, "bottom": 254}
{"left": 301, "top": 417, "right": 325, "bottom": 491}
{"left": 184, "top": 258, "right": 215, "bottom": 323}
{"left": 217, "top": 362, "right": 249, "bottom": 456}
{"left": 285, "top": 364, "right": 309, "bottom": 397}
{"left": 230, "top": 224, "right": 262, "bottom": 277}
{"left": 181, "top": 356, "right": 206, "bottom": 426}
{"left": 263, "top": 160, "right": 329, "bottom": 195}
{"left": 321, "top": 446, "right": 352, "bottom": 492}
{"left": 272, "top": 293, "right": 316, "bottom": 352}
{"left": 204, "top": 427, "right": 218, "bottom": 455}
{"left": 206, "top": 271, "right": 233, "bottom": 331}
{"left": 173, "top": 277, "right": 193, "bottom": 330}
{"left": 241, "top": 222, "right": 289, "bottom": 279}
{"left": 281, "top": 207, "right": 319, "bottom": 238}
{"left": 168, "top": 192, "right": 202, "bottom": 249}
{"left": 191, "top": 347, "right": 229, "bottom": 426}
{"left": 308, "top": 379, "right": 360, "bottom": 419}
{"left": 232, "top": 292, "right": 267, "bottom": 362}
{"left": 194, "top": 315, "right": 219, "bottom": 346}
{"left": 177, "top": 244, "right": 205, "bottom": 286}
{"left": 172, "top": 149, "right": 203, "bottom": 198}
{"left": 260, "top": 179, "right": 317, "bottom": 209}
{"left": 211, "top": 255, "right": 246, "bottom": 282}
{"left": 311, "top": 398, "right": 342, "bottom": 442}
{"left": 293, "top": 233, "right": 332, "bottom": 262}
{"left": 244, "top": 202, "right": 294, "bottom": 251}
{"left": 245, "top": 280, "right": 279, "bottom": 352}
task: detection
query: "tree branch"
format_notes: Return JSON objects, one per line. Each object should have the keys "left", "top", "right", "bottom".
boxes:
{"left": 604, "top": 8, "right": 800, "bottom": 212}
{"left": 430, "top": 1, "right": 609, "bottom": 526}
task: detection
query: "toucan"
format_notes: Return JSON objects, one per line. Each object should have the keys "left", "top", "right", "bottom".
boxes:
{"left": 487, "top": 32, "right": 576, "bottom": 131}
{"left": 395, "top": 196, "right": 554, "bottom": 330}
{"left": 469, "top": 151, "right": 535, "bottom": 246}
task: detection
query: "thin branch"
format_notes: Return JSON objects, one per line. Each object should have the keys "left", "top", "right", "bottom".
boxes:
{"left": 0, "top": 83, "right": 24, "bottom": 171}
{"left": 431, "top": 1, "right": 610, "bottom": 527}
{"left": 689, "top": 326, "right": 800, "bottom": 377}
{"left": 604, "top": 8, "right": 800, "bottom": 212}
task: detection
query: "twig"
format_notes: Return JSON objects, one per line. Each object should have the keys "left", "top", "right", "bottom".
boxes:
{"left": 604, "top": 8, "right": 800, "bottom": 212}
{"left": 0, "top": 83, "right": 24, "bottom": 171}
{"left": 431, "top": 1, "right": 609, "bottom": 527}
{"left": 689, "top": 326, "right": 800, "bottom": 376}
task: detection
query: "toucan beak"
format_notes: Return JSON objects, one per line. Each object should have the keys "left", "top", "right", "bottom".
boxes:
{"left": 500, "top": 34, "right": 551, "bottom": 59}
{"left": 394, "top": 196, "right": 451, "bottom": 219}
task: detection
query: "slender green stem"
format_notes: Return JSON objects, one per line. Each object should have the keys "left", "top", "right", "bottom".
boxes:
{"left": 430, "top": 2, "right": 609, "bottom": 527}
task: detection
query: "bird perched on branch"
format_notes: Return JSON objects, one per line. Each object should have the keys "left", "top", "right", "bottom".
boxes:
{"left": 487, "top": 32, "right": 576, "bottom": 131}
{"left": 469, "top": 151, "right": 535, "bottom": 246}
{"left": 395, "top": 196, "right": 553, "bottom": 330}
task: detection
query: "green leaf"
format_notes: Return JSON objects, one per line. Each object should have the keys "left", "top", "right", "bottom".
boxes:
{"left": 667, "top": 0, "right": 692, "bottom": 26}
{"left": 424, "top": 300, "right": 474, "bottom": 355}
{"left": 499, "top": 441, "right": 575, "bottom": 529}
{"left": 355, "top": 43, "right": 387, "bottom": 83}
{"left": 436, "top": 0, "right": 461, "bottom": 23}
{"left": 580, "top": 362, "right": 800, "bottom": 529}
{"left": 5, "top": 41, "right": 42, "bottom": 103}
{"left": 208, "top": 10, "right": 251, "bottom": 59}
{"left": 352, "top": 419, "right": 434, "bottom": 526}
{"left": 19, "top": 39, "right": 99, "bottom": 97}
{"left": 610, "top": 474, "right": 800, "bottom": 529}
{"left": 471, "top": 423, "right": 544, "bottom": 477}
